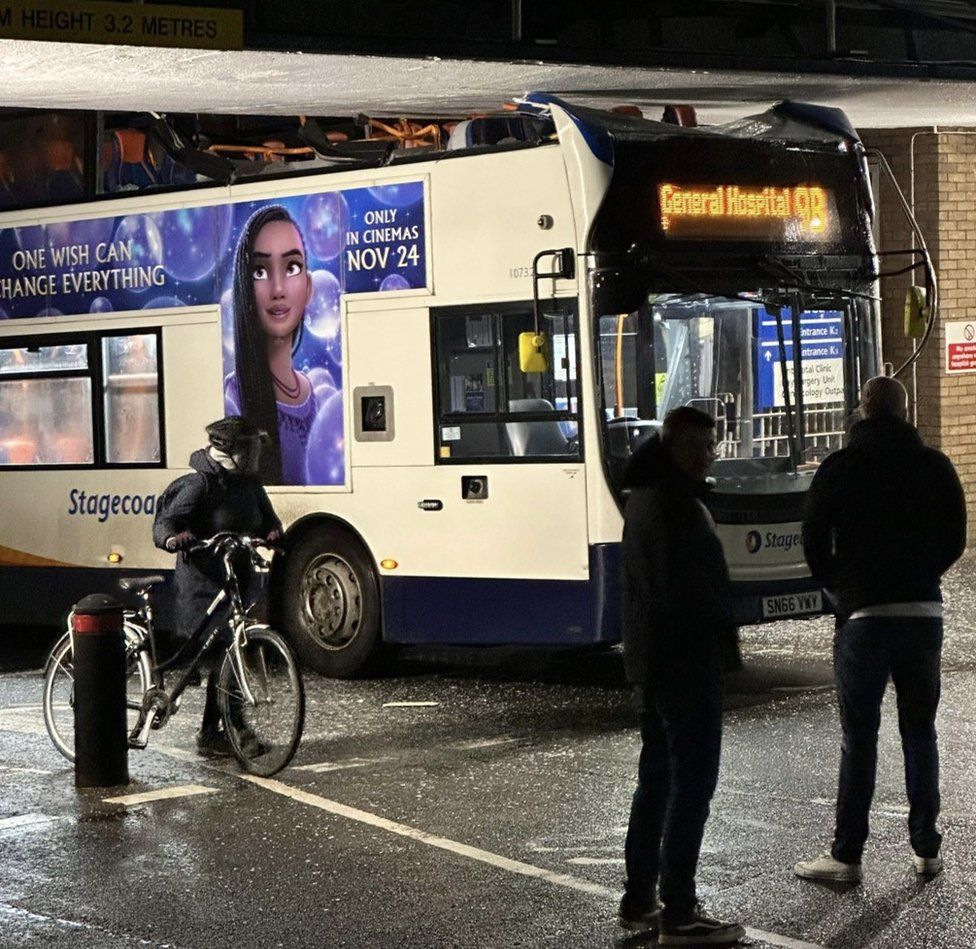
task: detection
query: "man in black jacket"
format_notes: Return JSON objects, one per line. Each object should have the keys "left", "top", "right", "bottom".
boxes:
{"left": 795, "top": 376, "right": 966, "bottom": 882}
{"left": 153, "top": 416, "right": 282, "bottom": 756}
{"left": 618, "top": 406, "right": 744, "bottom": 946}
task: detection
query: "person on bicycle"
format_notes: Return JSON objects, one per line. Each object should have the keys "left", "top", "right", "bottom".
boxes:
{"left": 153, "top": 415, "right": 283, "bottom": 756}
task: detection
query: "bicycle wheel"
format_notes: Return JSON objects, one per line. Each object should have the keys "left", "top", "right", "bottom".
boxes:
{"left": 218, "top": 626, "right": 305, "bottom": 777}
{"left": 42, "top": 625, "right": 152, "bottom": 763}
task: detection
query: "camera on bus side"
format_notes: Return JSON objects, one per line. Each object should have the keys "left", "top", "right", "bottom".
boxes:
{"left": 462, "top": 476, "right": 488, "bottom": 500}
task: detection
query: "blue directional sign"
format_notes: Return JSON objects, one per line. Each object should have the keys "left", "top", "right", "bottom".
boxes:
{"left": 756, "top": 308, "right": 845, "bottom": 408}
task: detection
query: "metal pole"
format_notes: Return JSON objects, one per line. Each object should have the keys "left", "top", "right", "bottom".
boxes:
{"left": 826, "top": 0, "right": 837, "bottom": 55}
{"left": 512, "top": 0, "right": 522, "bottom": 42}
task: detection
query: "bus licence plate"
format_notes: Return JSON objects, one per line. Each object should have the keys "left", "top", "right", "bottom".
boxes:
{"left": 761, "top": 591, "right": 822, "bottom": 619}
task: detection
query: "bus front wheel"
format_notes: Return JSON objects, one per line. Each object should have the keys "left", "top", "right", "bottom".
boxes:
{"left": 281, "top": 526, "right": 382, "bottom": 677}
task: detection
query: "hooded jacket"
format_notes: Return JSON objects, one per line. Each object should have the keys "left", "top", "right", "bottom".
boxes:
{"left": 620, "top": 434, "right": 740, "bottom": 687}
{"left": 802, "top": 415, "right": 966, "bottom": 620}
{"left": 153, "top": 448, "right": 282, "bottom": 638}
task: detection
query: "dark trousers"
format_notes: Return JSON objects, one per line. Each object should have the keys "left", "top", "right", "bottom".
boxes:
{"left": 831, "top": 616, "right": 943, "bottom": 863}
{"left": 624, "top": 666, "right": 723, "bottom": 918}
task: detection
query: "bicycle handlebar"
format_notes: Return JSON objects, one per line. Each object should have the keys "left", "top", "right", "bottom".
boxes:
{"left": 185, "top": 533, "right": 279, "bottom": 564}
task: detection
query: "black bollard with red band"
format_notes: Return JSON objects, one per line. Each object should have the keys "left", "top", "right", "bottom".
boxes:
{"left": 72, "top": 594, "right": 129, "bottom": 788}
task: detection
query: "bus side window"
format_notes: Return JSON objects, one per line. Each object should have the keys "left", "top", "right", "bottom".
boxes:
{"left": 102, "top": 334, "right": 161, "bottom": 463}
{"left": 0, "top": 332, "right": 163, "bottom": 469}
{"left": 432, "top": 305, "right": 580, "bottom": 462}
{"left": 0, "top": 346, "right": 94, "bottom": 467}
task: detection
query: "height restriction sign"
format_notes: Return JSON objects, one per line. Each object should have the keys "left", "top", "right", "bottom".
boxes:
{"left": 946, "top": 320, "right": 976, "bottom": 374}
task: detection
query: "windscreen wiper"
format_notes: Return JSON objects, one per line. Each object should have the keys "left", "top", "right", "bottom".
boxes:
{"left": 759, "top": 255, "right": 880, "bottom": 304}
{"left": 769, "top": 303, "right": 800, "bottom": 471}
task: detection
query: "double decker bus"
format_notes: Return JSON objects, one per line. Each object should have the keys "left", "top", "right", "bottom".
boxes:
{"left": 0, "top": 96, "right": 930, "bottom": 675}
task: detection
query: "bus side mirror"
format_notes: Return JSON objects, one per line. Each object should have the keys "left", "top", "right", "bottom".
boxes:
{"left": 904, "top": 286, "right": 929, "bottom": 338}
{"left": 552, "top": 248, "right": 575, "bottom": 280}
{"left": 519, "top": 332, "right": 548, "bottom": 372}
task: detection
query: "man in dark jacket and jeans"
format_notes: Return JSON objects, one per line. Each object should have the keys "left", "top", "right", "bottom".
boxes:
{"left": 153, "top": 416, "right": 282, "bottom": 757}
{"left": 618, "top": 406, "right": 744, "bottom": 945}
{"left": 795, "top": 376, "right": 966, "bottom": 882}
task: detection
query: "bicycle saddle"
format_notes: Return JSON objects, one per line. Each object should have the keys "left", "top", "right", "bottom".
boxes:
{"left": 118, "top": 575, "right": 166, "bottom": 592}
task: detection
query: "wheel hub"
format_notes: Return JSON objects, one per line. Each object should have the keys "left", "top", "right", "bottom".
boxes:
{"left": 300, "top": 554, "right": 363, "bottom": 650}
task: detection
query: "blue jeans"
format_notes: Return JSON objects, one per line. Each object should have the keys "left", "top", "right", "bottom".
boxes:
{"left": 832, "top": 616, "right": 943, "bottom": 863}
{"left": 624, "top": 664, "right": 723, "bottom": 918}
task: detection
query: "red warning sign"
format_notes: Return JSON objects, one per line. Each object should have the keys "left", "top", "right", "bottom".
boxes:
{"left": 946, "top": 321, "right": 976, "bottom": 373}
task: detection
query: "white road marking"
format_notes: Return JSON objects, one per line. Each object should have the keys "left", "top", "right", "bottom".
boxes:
{"left": 0, "top": 707, "right": 47, "bottom": 735}
{"left": 453, "top": 737, "right": 519, "bottom": 751}
{"left": 103, "top": 784, "right": 217, "bottom": 806}
{"left": 530, "top": 844, "right": 619, "bottom": 853}
{"left": 382, "top": 701, "right": 440, "bottom": 708}
{"left": 294, "top": 757, "right": 390, "bottom": 773}
{"left": 565, "top": 857, "right": 625, "bottom": 866}
{"left": 0, "top": 764, "right": 52, "bottom": 775}
{"left": 241, "top": 774, "right": 612, "bottom": 898}
{"left": 240, "top": 774, "right": 829, "bottom": 949}
{"left": 744, "top": 929, "right": 827, "bottom": 949}
{"left": 0, "top": 813, "right": 56, "bottom": 832}
{"left": 0, "top": 900, "right": 176, "bottom": 946}
{"left": 812, "top": 796, "right": 910, "bottom": 819}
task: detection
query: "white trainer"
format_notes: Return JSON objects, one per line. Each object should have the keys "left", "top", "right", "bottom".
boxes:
{"left": 794, "top": 850, "right": 862, "bottom": 883}
{"left": 913, "top": 852, "right": 943, "bottom": 876}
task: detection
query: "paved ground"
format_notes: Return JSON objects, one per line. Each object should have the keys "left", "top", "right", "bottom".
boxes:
{"left": 1, "top": 561, "right": 975, "bottom": 948}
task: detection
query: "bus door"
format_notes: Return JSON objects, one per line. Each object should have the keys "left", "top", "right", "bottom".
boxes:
{"left": 396, "top": 300, "right": 588, "bottom": 644}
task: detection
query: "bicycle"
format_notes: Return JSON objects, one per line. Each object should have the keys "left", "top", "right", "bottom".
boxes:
{"left": 43, "top": 533, "right": 305, "bottom": 777}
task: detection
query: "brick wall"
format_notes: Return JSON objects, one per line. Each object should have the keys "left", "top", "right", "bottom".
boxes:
{"left": 861, "top": 128, "right": 976, "bottom": 544}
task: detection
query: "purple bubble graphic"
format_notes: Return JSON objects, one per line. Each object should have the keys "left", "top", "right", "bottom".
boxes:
{"left": 36, "top": 307, "right": 63, "bottom": 318}
{"left": 220, "top": 287, "right": 236, "bottom": 375}
{"left": 302, "top": 192, "right": 349, "bottom": 261}
{"left": 307, "top": 366, "right": 336, "bottom": 394}
{"left": 305, "top": 269, "right": 341, "bottom": 339}
{"left": 89, "top": 297, "right": 113, "bottom": 313}
{"left": 114, "top": 215, "right": 163, "bottom": 290}
{"left": 13, "top": 224, "right": 46, "bottom": 254}
{"left": 0, "top": 306, "right": 8, "bottom": 320}
{"left": 46, "top": 217, "right": 115, "bottom": 259}
{"left": 379, "top": 273, "right": 411, "bottom": 292}
{"left": 367, "top": 183, "right": 423, "bottom": 209}
{"left": 158, "top": 207, "right": 217, "bottom": 282}
{"left": 144, "top": 296, "right": 185, "bottom": 310}
{"left": 304, "top": 392, "right": 345, "bottom": 486}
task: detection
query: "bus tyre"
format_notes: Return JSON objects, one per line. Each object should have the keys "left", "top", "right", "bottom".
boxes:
{"left": 282, "top": 526, "right": 381, "bottom": 678}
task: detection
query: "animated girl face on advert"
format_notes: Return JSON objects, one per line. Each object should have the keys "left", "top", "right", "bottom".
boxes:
{"left": 224, "top": 204, "right": 342, "bottom": 487}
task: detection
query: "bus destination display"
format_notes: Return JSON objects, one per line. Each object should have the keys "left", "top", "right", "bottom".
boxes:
{"left": 658, "top": 183, "right": 833, "bottom": 242}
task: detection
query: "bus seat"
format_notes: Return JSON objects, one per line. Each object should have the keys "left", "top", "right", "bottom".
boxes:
{"left": 2, "top": 438, "right": 36, "bottom": 465}
{"left": 0, "top": 150, "right": 15, "bottom": 210}
{"left": 101, "top": 128, "right": 194, "bottom": 193}
{"left": 504, "top": 399, "right": 570, "bottom": 457}
{"left": 446, "top": 116, "right": 548, "bottom": 150}
{"left": 53, "top": 434, "right": 91, "bottom": 464}
{"left": 102, "top": 129, "right": 157, "bottom": 192}
{"left": 446, "top": 121, "right": 472, "bottom": 150}
{"left": 43, "top": 137, "right": 82, "bottom": 201}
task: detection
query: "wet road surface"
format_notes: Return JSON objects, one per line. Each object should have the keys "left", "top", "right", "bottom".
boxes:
{"left": 1, "top": 561, "right": 975, "bottom": 948}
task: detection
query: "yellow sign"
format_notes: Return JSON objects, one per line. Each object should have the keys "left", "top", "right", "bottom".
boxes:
{"left": 0, "top": 0, "right": 242, "bottom": 50}
{"left": 658, "top": 183, "right": 831, "bottom": 241}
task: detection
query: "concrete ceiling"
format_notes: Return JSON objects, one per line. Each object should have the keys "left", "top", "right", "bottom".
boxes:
{"left": 4, "top": 38, "right": 976, "bottom": 128}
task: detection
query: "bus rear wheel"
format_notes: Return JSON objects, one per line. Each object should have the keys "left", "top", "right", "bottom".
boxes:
{"left": 282, "top": 525, "right": 382, "bottom": 677}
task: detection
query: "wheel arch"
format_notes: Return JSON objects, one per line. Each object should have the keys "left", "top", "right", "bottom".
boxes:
{"left": 269, "top": 513, "right": 385, "bottom": 642}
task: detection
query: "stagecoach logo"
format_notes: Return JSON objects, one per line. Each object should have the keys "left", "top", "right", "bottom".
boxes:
{"left": 746, "top": 529, "right": 803, "bottom": 555}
